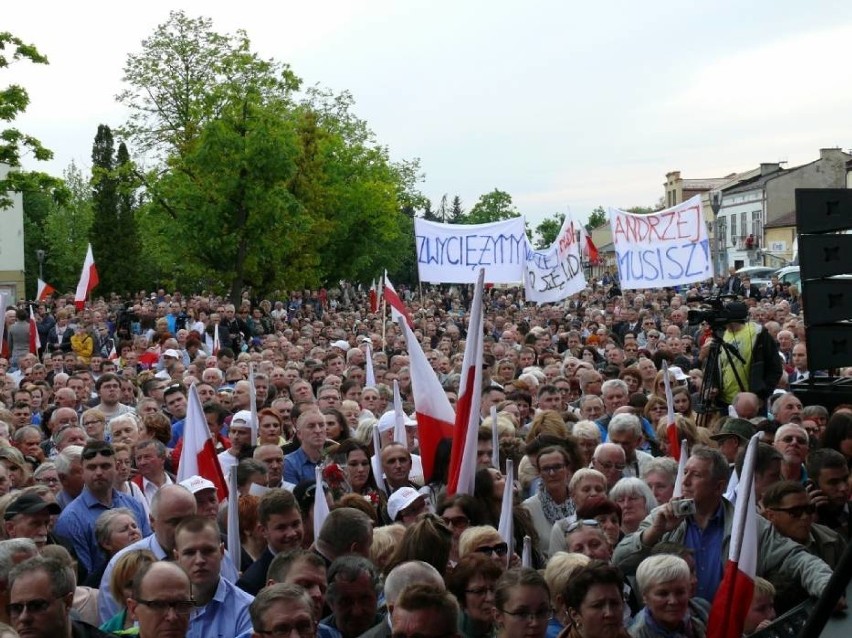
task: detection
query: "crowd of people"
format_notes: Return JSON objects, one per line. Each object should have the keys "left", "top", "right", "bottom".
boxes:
{"left": 0, "top": 267, "right": 849, "bottom": 638}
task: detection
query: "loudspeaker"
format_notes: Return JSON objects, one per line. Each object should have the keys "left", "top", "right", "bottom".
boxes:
{"left": 794, "top": 188, "right": 852, "bottom": 372}
{"left": 791, "top": 376, "right": 852, "bottom": 413}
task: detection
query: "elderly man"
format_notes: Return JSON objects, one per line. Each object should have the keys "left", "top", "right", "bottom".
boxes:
{"left": 773, "top": 423, "right": 810, "bottom": 483}
{"left": 8, "top": 555, "right": 113, "bottom": 638}
{"left": 4, "top": 492, "right": 61, "bottom": 550}
{"left": 313, "top": 507, "right": 373, "bottom": 567}
{"left": 173, "top": 516, "right": 253, "bottom": 638}
{"left": 770, "top": 392, "right": 803, "bottom": 425}
{"left": 709, "top": 418, "right": 753, "bottom": 466}
{"left": 591, "top": 443, "right": 626, "bottom": 489}
{"left": 253, "top": 444, "right": 294, "bottom": 490}
{"left": 248, "top": 584, "right": 317, "bottom": 638}
{"left": 322, "top": 556, "right": 383, "bottom": 638}
{"left": 54, "top": 441, "right": 151, "bottom": 575}
{"left": 595, "top": 379, "right": 630, "bottom": 441}
{"left": 284, "top": 407, "right": 326, "bottom": 485}
{"left": 126, "top": 562, "right": 194, "bottom": 638}
{"left": 133, "top": 439, "right": 174, "bottom": 506}
{"left": 379, "top": 443, "right": 418, "bottom": 493}
{"left": 607, "top": 413, "right": 652, "bottom": 478}
{"left": 391, "top": 584, "right": 460, "bottom": 638}
{"left": 98, "top": 484, "right": 198, "bottom": 623}
{"left": 55, "top": 445, "right": 85, "bottom": 509}
{"left": 614, "top": 447, "right": 834, "bottom": 604}
{"left": 361, "top": 561, "right": 445, "bottom": 638}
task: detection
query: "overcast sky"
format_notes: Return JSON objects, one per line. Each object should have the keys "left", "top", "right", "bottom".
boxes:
{"left": 6, "top": 1, "right": 852, "bottom": 228}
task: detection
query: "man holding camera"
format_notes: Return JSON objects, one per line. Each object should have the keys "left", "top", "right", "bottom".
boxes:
{"left": 614, "top": 447, "right": 834, "bottom": 603}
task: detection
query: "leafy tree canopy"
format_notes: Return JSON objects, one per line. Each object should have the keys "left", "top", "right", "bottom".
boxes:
{"left": 466, "top": 188, "right": 520, "bottom": 224}
{"left": 534, "top": 212, "right": 565, "bottom": 249}
{"left": 586, "top": 206, "right": 606, "bottom": 231}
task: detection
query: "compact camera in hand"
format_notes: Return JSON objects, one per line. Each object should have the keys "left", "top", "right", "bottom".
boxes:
{"left": 670, "top": 498, "right": 696, "bottom": 517}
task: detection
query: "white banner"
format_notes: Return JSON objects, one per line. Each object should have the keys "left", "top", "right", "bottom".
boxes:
{"left": 609, "top": 195, "right": 711, "bottom": 289}
{"left": 524, "top": 216, "right": 587, "bottom": 304}
{"left": 415, "top": 217, "right": 527, "bottom": 283}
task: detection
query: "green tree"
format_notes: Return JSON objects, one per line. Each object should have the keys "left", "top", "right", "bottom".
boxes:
{"left": 436, "top": 193, "right": 450, "bottom": 223}
{"left": 449, "top": 195, "right": 465, "bottom": 223}
{"left": 534, "top": 212, "right": 566, "bottom": 249}
{"left": 421, "top": 199, "right": 437, "bottom": 221}
{"left": 0, "top": 32, "right": 65, "bottom": 208}
{"left": 90, "top": 125, "right": 119, "bottom": 292}
{"left": 23, "top": 189, "right": 51, "bottom": 296}
{"left": 466, "top": 188, "right": 520, "bottom": 224}
{"left": 586, "top": 206, "right": 606, "bottom": 231}
{"left": 114, "top": 142, "right": 142, "bottom": 292}
{"left": 42, "top": 162, "right": 93, "bottom": 291}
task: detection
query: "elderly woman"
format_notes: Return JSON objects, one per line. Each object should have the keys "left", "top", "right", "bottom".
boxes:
{"left": 572, "top": 421, "right": 601, "bottom": 467}
{"left": 495, "top": 568, "right": 552, "bottom": 638}
{"left": 460, "top": 525, "right": 511, "bottom": 570}
{"left": 523, "top": 445, "right": 577, "bottom": 557}
{"left": 630, "top": 554, "right": 707, "bottom": 637}
{"left": 86, "top": 507, "right": 143, "bottom": 587}
{"left": 549, "top": 469, "right": 608, "bottom": 554}
{"left": 608, "top": 478, "right": 657, "bottom": 535}
{"left": 544, "top": 552, "right": 591, "bottom": 638}
{"left": 641, "top": 457, "right": 677, "bottom": 505}
{"left": 559, "top": 561, "right": 629, "bottom": 638}
{"left": 109, "top": 414, "right": 140, "bottom": 447}
{"left": 447, "top": 553, "right": 504, "bottom": 638}
{"left": 33, "top": 461, "right": 62, "bottom": 496}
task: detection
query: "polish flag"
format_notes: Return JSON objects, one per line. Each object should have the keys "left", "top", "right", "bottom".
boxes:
{"left": 313, "top": 465, "right": 330, "bottom": 543}
{"left": 371, "top": 425, "right": 386, "bottom": 495}
{"left": 672, "top": 439, "right": 688, "bottom": 498}
{"left": 248, "top": 364, "right": 259, "bottom": 445}
{"left": 490, "top": 404, "right": 500, "bottom": 470}
{"left": 37, "top": 279, "right": 56, "bottom": 302}
{"left": 29, "top": 307, "right": 41, "bottom": 354}
{"left": 447, "top": 268, "right": 485, "bottom": 496}
{"left": 74, "top": 244, "right": 99, "bottom": 310}
{"left": 662, "top": 361, "right": 682, "bottom": 461}
{"left": 226, "top": 465, "right": 241, "bottom": 572}
{"left": 498, "top": 459, "right": 515, "bottom": 557}
{"left": 384, "top": 272, "right": 414, "bottom": 329}
{"left": 369, "top": 279, "right": 379, "bottom": 314}
{"left": 397, "top": 318, "right": 455, "bottom": 483}
{"left": 212, "top": 324, "right": 221, "bottom": 356}
{"left": 707, "top": 433, "right": 759, "bottom": 638}
{"left": 364, "top": 343, "right": 376, "bottom": 388}
{"left": 392, "top": 380, "right": 408, "bottom": 449}
{"left": 579, "top": 224, "right": 600, "bottom": 265}
{"left": 177, "top": 384, "right": 228, "bottom": 501}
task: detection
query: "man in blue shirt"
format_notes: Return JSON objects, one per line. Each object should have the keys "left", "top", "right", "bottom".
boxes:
{"left": 174, "top": 515, "right": 254, "bottom": 638}
{"left": 284, "top": 407, "right": 326, "bottom": 485}
{"left": 54, "top": 440, "right": 151, "bottom": 575}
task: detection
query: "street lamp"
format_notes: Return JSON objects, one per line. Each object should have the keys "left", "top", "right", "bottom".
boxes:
{"left": 709, "top": 191, "right": 724, "bottom": 276}
{"left": 36, "top": 249, "right": 45, "bottom": 281}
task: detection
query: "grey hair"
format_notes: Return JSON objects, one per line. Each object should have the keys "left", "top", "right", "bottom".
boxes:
{"left": 601, "top": 379, "right": 629, "bottom": 396}
{"left": 572, "top": 420, "right": 601, "bottom": 441}
{"left": 95, "top": 507, "right": 138, "bottom": 551}
{"left": 636, "top": 554, "right": 690, "bottom": 595}
{"left": 609, "top": 477, "right": 658, "bottom": 514}
{"left": 608, "top": 413, "right": 642, "bottom": 438}
{"left": 689, "top": 446, "right": 730, "bottom": 484}
{"left": 0, "top": 538, "right": 39, "bottom": 587}
{"left": 326, "top": 555, "right": 381, "bottom": 603}
{"left": 641, "top": 457, "right": 678, "bottom": 483}
{"left": 384, "top": 560, "right": 444, "bottom": 606}
{"left": 54, "top": 445, "right": 84, "bottom": 475}
{"left": 250, "top": 583, "right": 315, "bottom": 627}
{"left": 8, "top": 555, "right": 75, "bottom": 598}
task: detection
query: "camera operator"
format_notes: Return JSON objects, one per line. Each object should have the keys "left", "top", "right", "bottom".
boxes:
{"left": 698, "top": 301, "right": 782, "bottom": 410}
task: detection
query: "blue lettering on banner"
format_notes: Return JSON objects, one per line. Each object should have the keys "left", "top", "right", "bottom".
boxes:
{"left": 416, "top": 233, "right": 527, "bottom": 270}
{"left": 617, "top": 241, "right": 709, "bottom": 283}
{"left": 527, "top": 254, "right": 582, "bottom": 293}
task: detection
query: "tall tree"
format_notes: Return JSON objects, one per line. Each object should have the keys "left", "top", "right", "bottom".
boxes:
{"left": 90, "top": 125, "right": 120, "bottom": 293}
{"left": 436, "top": 193, "right": 450, "bottom": 223}
{"left": 23, "top": 189, "right": 51, "bottom": 297}
{"left": 534, "top": 212, "right": 566, "bottom": 249}
{"left": 586, "top": 206, "right": 606, "bottom": 231}
{"left": 449, "top": 195, "right": 465, "bottom": 223}
{"left": 0, "top": 32, "right": 65, "bottom": 208}
{"left": 421, "top": 199, "right": 437, "bottom": 221}
{"left": 467, "top": 188, "right": 520, "bottom": 224}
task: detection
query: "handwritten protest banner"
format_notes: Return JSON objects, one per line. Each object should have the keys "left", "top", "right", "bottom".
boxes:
{"left": 524, "top": 216, "right": 587, "bottom": 303}
{"left": 415, "top": 217, "right": 527, "bottom": 283}
{"left": 609, "top": 195, "right": 711, "bottom": 290}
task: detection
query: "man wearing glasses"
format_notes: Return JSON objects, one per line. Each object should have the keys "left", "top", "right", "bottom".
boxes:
{"left": 8, "top": 554, "right": 113, "bottom": 638}
{"left": 773, "top": 423, "right": 810, "bottom": 483}
{"left": 127, "top": 561, "right": 194, "bottom": 638}
{"left": 54, "top": 441, "right": 151, "bottom": 575}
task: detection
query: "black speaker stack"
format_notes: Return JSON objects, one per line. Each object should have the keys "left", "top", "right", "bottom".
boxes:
{"left": 790, "top": 189, "right": 852, "bottom": 411}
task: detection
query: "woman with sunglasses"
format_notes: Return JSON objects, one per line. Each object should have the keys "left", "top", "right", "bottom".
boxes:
{"left": 438, "top": 494, "right": 487, "bottom": 565}
{"left": 494, "top": 567, "right": 552, "bottom": 638}
{"left": 459, "top": 526, "right": 512, "bottom": 570}
{"left": 447, "top": 553, "right": 504, "bottom": 638}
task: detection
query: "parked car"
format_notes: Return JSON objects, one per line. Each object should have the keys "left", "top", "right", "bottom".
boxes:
{"left": 775, "top": 266, "right": 800, "bottom": 287}
{"left": 735, "top": 266, "right": 775, "bottom": 287}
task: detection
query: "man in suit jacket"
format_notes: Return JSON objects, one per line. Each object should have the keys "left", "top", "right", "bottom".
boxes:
{"left": 722, "top": 268, "right": 743, "bottom": 296}
{"left": 740, "top": 275, "right": 762, "bottom": 300}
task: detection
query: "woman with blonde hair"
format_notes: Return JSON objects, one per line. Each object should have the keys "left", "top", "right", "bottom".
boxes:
{"left": 100, "top": 549, "right": 158, "bottom": 632}
{"left": 544, "top": 552, "right": 592, "bottom": 638}
{"left": 526, "top": 410, "right": 570, "bottom": 442}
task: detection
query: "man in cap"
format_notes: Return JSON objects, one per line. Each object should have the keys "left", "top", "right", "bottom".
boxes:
{"left": 4, "top": 493, "right": 61, "bottom": 550}
{"left": 709, "top": 418, "right": 753, "bottom": 466}
{"left": 218, "top": 410, "right": 255, "bottom": 477}
{"left": 387, "top": 487, "right": 427, "bottom": 527}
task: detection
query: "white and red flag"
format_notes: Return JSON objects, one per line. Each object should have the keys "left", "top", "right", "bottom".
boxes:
{"left": 498, "top": 459, "right": 514, "bottom": 557}
{"left": 446, "top": 268, "right": 485, "bottom": 496}
{"left": 369, "top": 279, "right": 380, "bottom": 314}
{"left": 397, "top": 317, "right": 455, "bottom": 484}
{"left": 37, "top": 279, "right": 56, "bottom": 302}
{"left": 662, "top": 361, "right": 682, "bottom": 461}
{"left": 28, "top": 306, "right": 41, "bottom": 354}
{"left": 313, "top": 465, "right": 330, "bottom": 543}
{"left": 384, "top": 272, "right": 414, "bottom": 329}
{"left": 707, "top": 433, "right": 760, "bottom": 638}
{"left": 74, "top": 244, "right": 99, "bottom": 310}
{"left": 364, "top": 343, "right": 377, "bottom": 388}
{"left": 672, "top": 439, "right": 688, "bottom": 498}
{"left": 212, "top": 324, "right": 221, "bottom": 356}
{"left": 579, "top": 224, "right": 600, "bottom": 265}
{"left": 177, "top": 384, "right": 228, "bottom": 501}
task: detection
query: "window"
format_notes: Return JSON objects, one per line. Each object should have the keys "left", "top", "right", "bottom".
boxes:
{"left": 741, "top": 213, "right": 748, "bottom": 244}
{"left": 751, "top": 211, "right": 762, "bottom": 246}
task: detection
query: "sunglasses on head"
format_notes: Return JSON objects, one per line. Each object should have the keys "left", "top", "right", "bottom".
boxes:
{"left": 565, "top": 519, "right": 600, "bottom": 534}
{"left": 81, "top": 444, "right": 115, "bottom": 460}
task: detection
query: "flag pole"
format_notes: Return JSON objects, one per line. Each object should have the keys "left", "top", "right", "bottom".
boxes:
{"left": 381, "top": 295, "right": 387, "bottom": 348}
